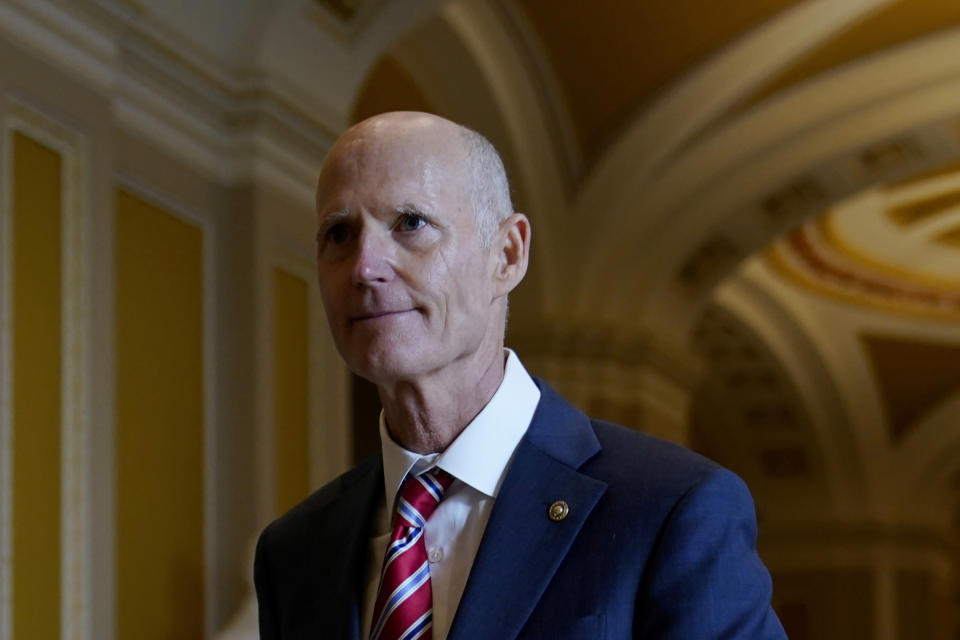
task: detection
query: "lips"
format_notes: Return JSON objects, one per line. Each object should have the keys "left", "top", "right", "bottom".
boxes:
{"left": 350, "top": 309, "right": 413, "bottom": 322}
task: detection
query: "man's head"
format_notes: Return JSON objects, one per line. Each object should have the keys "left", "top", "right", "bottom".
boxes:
{"left": 314, "top": 112, "right": 530, "bottom": 385}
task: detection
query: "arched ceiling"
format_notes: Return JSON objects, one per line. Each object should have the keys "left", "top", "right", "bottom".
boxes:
{"left": 746, "top": 0, "right": 960, "bottom": 108}
{"left": 105, "top": 0, "right": 960, "bottom": 198}
{"left": 691, "top": 304, "right": 832, "bottom": 521}
{"left": 759, "top": 170, "right": 960, "bottom": 471}
{"left": 511, "top": 0, "right": 960, "bottom": 173}
{"left": 514, "top": 0, "right": 801, "bottom": 164}
{"left": 104, "top": 0, "right": 447, "bottom": 133}
{"left": 768, "top": 173, "right": 960, "bottom": 320}
{"left": 701, "top": 166, "right": 960, "bottom": 526}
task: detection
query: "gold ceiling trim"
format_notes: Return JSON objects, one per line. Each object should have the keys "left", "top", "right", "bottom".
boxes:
{"left": 935, "top": 224, "right": 960, "bottom": 249}
{"left": 887, "top": 187, "right": 960, "bottom": 226}
{"left": 118, "top": 11, "right": 340, "bottom": 140}
{"left": 820, "top": 211, "right": 960, "bottom": 288}
{"left": 764, "top": 230, "right": 960, "bottom": 321}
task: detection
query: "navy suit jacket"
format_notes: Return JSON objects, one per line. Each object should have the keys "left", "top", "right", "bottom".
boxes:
{"left": 255, "top": 380, "right": 787, "bottom": 639}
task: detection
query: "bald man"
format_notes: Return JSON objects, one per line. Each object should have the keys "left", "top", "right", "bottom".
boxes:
{"left": 254, "top": 112, "right": 786, "bottom": 640}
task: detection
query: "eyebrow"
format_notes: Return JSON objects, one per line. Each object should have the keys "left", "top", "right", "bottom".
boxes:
{"left": 395, "top": 204, "right": 427, "bottom": 217}
{"left": 316, "top": 209, "right": 351, "bottom": 241}
{"left": 319, "top": 208, "right": 351, "bottom": 223}
{"left": 318, "top": 209, "right": 351, "bottom": 227}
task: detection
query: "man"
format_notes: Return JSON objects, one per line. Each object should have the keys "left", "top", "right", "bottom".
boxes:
{"left": 254, "top": 111, "right": 786, "bottom": 639}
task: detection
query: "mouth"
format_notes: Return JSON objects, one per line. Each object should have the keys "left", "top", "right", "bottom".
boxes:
{"left": 350, "top": 309, "right": 414, "bottom": 323}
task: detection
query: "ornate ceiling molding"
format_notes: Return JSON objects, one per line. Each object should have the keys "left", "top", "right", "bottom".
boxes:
{"left": 711, "top": 271, "right": 877, "bottom": 518}
{"left": 574, "top": 0, "right": 891, "bottom": 262}
{"left": 1, "top": 0, "right": 338, "bottom": 206}
{"left": 767, "top": 220, "right": 960, "bottom": 320}
{"left": 565, "top": 20, "right": 960, "bottom": 339}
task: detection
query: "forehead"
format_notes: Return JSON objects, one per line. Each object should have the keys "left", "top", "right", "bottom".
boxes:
{"left": 316, "top": 129, "right": 471, "bottom": 213}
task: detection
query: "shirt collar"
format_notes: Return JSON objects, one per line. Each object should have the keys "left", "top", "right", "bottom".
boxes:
{"left": 379, "top": 349, "right": 541, "bottom": 508}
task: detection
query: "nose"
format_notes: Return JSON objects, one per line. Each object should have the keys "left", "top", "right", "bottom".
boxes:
{"left": 351, "top": 228, "right": 394, "bottom": 286}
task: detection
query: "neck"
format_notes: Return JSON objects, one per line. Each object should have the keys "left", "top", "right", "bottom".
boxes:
{"left": 378, "top": 346, "right": 507, "bottom": 454}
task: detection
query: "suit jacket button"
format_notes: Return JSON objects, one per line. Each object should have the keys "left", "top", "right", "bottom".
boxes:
{"left": 548, "top": 500, "right": 569, "bottom": 521}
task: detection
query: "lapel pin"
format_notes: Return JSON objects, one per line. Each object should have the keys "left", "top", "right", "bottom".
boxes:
{"left": 548, "top": 500, "right": 569, "bottom": 521}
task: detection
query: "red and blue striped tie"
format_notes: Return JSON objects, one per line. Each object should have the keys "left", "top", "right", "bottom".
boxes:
{"left": 369, "top": 468, "right": 454, "bottom": 640}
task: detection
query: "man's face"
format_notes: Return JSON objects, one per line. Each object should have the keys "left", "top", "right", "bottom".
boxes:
{"left": 315, "top": 125, "right": 500, "bottom": 384}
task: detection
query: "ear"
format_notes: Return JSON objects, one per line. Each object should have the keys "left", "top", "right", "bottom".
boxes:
{"left": 492, "top": 213, "right": 531, "bottom": 298}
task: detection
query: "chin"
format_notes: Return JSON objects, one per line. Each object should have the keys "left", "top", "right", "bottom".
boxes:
{"left": 345, "top": 347, "right": 427, "bottom": 385}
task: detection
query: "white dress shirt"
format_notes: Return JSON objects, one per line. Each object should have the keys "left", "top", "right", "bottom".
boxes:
{"left": 360, "top": 350, "right": 541, "bottom": 640}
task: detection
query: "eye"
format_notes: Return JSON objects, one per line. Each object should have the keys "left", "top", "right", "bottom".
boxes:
{"left": 394, "top": 212, "right": 427, "bottom": 233}
{"left": 324, "top": 222, "right": 351, "bottom": 245}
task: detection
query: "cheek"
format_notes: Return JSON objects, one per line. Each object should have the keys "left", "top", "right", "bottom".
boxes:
{"left": 410, "top": 248, "right": 491, "bottom": 327}
{"left": 442, "top": 262, "right": 492, "bottom": 323}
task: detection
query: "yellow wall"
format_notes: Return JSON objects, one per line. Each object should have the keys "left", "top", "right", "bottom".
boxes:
{"left": 12, "top": 132, "right": 62, "bottom": 640}
{"left": 114, "top": 189, "right": 204, "bottom": 639}
{"left": 273, "top": 269, "right": 310, "bottom": 516}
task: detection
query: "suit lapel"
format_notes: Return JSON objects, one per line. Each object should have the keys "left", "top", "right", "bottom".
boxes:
{"left": 448, "top": 382, "right": 607, "bottom": 639}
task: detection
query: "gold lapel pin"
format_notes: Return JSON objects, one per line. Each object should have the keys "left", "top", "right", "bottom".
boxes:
{"left": 548, "top": 500, "right": 569, "bottom": 521}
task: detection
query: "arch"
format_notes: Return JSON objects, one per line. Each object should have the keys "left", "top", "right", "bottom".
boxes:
{"left": 896, "top": 386, "right": 960, "bottom": 525}
{"left": 568, "top": 24, "right": 960, "bottom": 342}
{"left": 712, "top": 270, "right": 870, "bottom": 519}
{"left": 574, "top": 0, "right": 890, "bottom": 229}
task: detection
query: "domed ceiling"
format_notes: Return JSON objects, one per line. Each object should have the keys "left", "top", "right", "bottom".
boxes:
{"left": 766, "top": 166, "right": 960, "bottom": 442}
{"left": 696, "top": 166, "right": 960, "bottom": 526}
{"left": 512, "top": 0, "right": 960, "bottom": 174}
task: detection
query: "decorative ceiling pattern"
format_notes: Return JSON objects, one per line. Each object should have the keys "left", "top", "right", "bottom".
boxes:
{"left": 767, "top": 224, "right": 960, "bottom": 318}
{"left": 937, "top": 225, "right": 960, "bottom": 249}
{"left": 505, "top": 0, "right": 960, "bottom": 177}
{"left": 691, "top": 305, "right": 826, "bottom": 494}
{"left": 888, "top": 188, "right": 960, "bottom": 226}
{"left": 765, "top": 174, "right": 960, "bottom": 319}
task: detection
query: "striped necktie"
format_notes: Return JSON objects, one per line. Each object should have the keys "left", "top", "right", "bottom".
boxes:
{"left": 369, "top": 467, "right": 454, "bottom": 640}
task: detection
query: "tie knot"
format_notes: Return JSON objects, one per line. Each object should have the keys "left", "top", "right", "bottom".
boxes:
{"left": 393, "top": 468, "right": 454, "bottom": 529}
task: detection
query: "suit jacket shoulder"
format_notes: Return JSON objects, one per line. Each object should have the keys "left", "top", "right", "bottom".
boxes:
{"left": 453, "top": 380, "right": 785, "bottom": 639}
{"left": 588, "top": 418, "right": 720, "bottom": 492}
